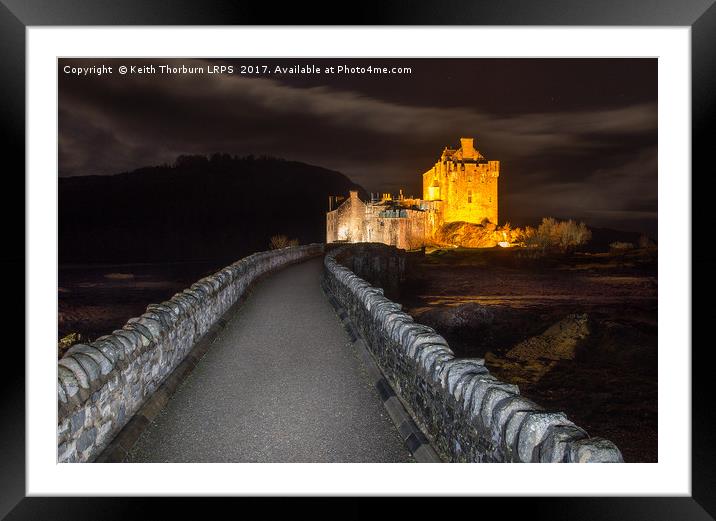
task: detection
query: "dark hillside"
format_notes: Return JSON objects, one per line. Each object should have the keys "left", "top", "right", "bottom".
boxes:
{"left": 59, "top": 154, "right": 366, "bottom": 263}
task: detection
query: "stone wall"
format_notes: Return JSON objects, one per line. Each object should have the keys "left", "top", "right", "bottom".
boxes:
{"left": 333, "top": 243, "right": 406, "bottom": 299}
{"left": 326, "top": 191, "right": 430, "bottom": 250}
{"left": 57, "top": 244, "right": 324, "bottom": 463}
{"left": 323, "top": 245, "right": 624, "bottom": 463}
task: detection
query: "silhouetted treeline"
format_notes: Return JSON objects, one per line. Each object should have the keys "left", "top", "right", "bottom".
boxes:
{"left": 59, "top": 154, "right": 367, "bottom": 264}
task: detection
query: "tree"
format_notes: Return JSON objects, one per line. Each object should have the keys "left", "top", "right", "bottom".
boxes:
{"left": 174, "top": 154, "right": 209, "bottom": 170}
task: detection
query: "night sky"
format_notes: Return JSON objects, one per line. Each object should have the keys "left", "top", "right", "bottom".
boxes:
{"left": 59, "top": 58, "right": 657, "bottom": 234}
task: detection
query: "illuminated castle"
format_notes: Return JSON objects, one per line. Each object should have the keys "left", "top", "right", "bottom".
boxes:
{"left": 423, "top": 137, "right": 499, "bottom": 225}
{"left": 326, "top": 137, "right": 500, "bottom": 249}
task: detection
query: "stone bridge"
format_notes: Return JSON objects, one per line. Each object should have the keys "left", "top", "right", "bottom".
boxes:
{"left": 57, "top": 244, "right": 623, "bottom": 463}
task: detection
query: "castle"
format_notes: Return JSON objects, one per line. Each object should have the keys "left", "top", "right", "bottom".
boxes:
{"left": 326, "top": 137, "right": 500, "bottom": 249}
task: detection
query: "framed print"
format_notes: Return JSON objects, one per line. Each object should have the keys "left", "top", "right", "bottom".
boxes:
{"left": 2, "top": 0, "right": 714, "bottom": 518}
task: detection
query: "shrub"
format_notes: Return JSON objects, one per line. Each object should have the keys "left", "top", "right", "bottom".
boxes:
{"left": 58, "top": 332, "right": 85, "bottom": 359}
{"left": 610, "top": 241, "right": 635, "bottom": 253}
{"left": 525, "top": 218, "right": 591, "bottom": 253}
{"left": 269, "top": 234, "right": 299, "bottom": 249}
{"left": 610, "top": 241, "right": 634, "bottom": 249}
{"left": 638, "top": 234, "right": 656, "bottom": 249}
{"left": 269, "top": 235, "right": 289, "bottom": 249}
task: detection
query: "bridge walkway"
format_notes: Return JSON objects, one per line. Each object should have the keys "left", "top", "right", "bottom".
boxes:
{"left": 128, "top": 257, "right": 412, "bottom": 462}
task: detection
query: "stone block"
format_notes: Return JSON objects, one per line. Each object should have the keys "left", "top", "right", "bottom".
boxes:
{"left": 104, "top": 334, "right": 131, "bottom": 361}
{"left": 57, "top": 379, "right": 68, "bottom": 404}
{"left": 97, "top": 420, "right": 114, "bottom": 442}
{"left": 70, "top": 408, "right": 85, "bottom": 432}
{"left": 124, "top": 322, "right": 154, "bottom": 347}
{"left": 67, "top": 344, "right": 113, "bottom": 375}
{"left": 440, "top": 358, "right": 488, "bottom": 395}
{"left": 466, "top": 376, "right": 517, "bottom": 421}
{"left": 136, "top": 315, "right": 166, "bottom": 339}
{"left": 58, "top": 439, "right": 75, "bottom": 462}
{"left": 479, "top": 386, "right": 519, "bottom": 434}
{"left": 113, "top": 329, "right": 143, "bottom": 355}
{"left": 76, "top": 426, "right": 97, "bottom": 453}
{"left": 490, "top": 395, "right": 541, "bottom": 456}
{"left": 503, "top": 409, "right": 533, "bottom": 462}
{"left": 70, "top": 353, "right": 103, "bottom": 388}
{"left": 569, "top": 437, "right": 624, "bottom": 463}
{"left": 418, "top": 347, "right": 453, "bottom": 379}
{"left": 517, "top": 412, "right": 573, "bottom": 463}
{"left": 58, "top": 356, "right": 90, "bottom": 389}
{"left": 539, "top": 424, "right": 588, "bottom": 463}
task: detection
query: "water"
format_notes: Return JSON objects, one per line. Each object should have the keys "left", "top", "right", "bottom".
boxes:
{"left": 58, "top": 260, "right": 226, "bottom": 342}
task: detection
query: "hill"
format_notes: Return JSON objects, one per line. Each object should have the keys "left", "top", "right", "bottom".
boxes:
{"left": 59, "top": 154, "right": 366, "bottom": 263}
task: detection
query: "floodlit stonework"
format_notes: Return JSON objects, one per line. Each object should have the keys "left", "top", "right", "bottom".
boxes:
{"left": 326, "top": 137, "right": 499, "bottom": 249}
{"left": 423, "top": 137, "right": 499, "bottom": 225}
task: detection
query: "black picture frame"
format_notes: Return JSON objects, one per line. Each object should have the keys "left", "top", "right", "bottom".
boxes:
{"left": 2, "top": 0, "right": 713, "bottom": 518}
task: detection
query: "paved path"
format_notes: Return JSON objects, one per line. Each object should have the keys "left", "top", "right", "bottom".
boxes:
{"left": 129, "top": 257, "right": 412, "bottom": 462}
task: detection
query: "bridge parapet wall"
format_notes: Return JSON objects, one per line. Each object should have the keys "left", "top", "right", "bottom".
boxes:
{"left": 57, "top": 244, "right": 324, "bottom": 463}
{"left": 323, "top": 245, "right": 623, "bottom": 463}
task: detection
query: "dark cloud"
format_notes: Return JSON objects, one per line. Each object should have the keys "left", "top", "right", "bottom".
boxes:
{"left": 59, "top": 58, "right": 657, "bottom": 233}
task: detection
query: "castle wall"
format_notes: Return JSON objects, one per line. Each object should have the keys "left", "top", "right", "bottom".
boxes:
{"left": 422, "top": 200, "right": 444, "bottom": 240}
{"left": 327, "top": 193, "right": 431, "bottom": 251}
{"left": 326, "top": 191, "right": 366, "bottom": 243}
{"left": 368, "top": 210, "right": 427, "bottom": 250}
{"left": 423, "top": 159, "right": 499, "bottom": 225}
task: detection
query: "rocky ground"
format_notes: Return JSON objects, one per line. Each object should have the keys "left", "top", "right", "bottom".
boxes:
{"left": 399, "top": 247, "right": 658, "bottom": 462}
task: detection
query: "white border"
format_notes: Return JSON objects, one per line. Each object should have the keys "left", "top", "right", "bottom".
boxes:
{"left": 27, "top": 27, "right": 690, "bottom": 496}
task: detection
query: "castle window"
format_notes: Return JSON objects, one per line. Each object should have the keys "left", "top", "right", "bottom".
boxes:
{"left": 468, "top": 190, "right": 473, "bottom": 204}
{"left": 468, "top": 175, "right": 472, "bottom": 183}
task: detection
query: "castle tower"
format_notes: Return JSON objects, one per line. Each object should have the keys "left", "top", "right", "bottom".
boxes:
{"left": 422, "top": 137, "right": 499, "bottom": 225}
